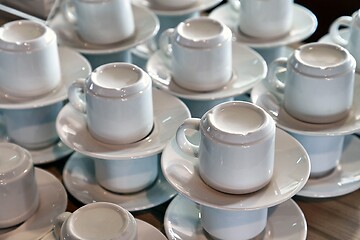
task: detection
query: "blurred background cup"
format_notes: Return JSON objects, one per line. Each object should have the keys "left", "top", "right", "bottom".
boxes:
{"left": 54, "top": 202, "right": 138, "bottom": 240}
{"left": 159, "top": 17, "right": 232, "bottom": 92}
{"left": 0, "top": 20, "right": 61, "bottom": 98}
{"left": 267, "top": 42, "right": 356, "bottom": 124}
{"left": 0, "top": 143, "right": 39, "bottom": 228}
{"left": 68, "top": 62, "right": 153, "bottom": 145}
{"left": 149, "top": 0, "right": 197, "bottom": 9}
{"left": 176, "top": 101, "right": 276, "bottom": 194}
{"left": 62, "top": 0, "right": 135, "bottom": 45}
{"left": 330, "top": 9, "right": 360, "bottom": 72}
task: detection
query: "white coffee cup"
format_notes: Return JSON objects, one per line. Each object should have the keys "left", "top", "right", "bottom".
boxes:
{"left": 176, "top": 101, "right": 276, "bottom": 194}
{"left": 201, "top": 205, "right": 267, "bottom": 240}
{"left": 2, "top": 102, "right": 63, "bottom": 149}
{"left": 68, "top": 62, "right": 153, "bottom": 145}
{"left": 94, "top": 153, "right": 159, "bottom": 193}
{"left": 159, "top": 17, "right": 232, "bottom": 92}
{"left": 150, "top": 0, "right": 197, "bottom": 9}
{"left": 289, "top": 133, "right": 344, "bottom": 178}
{"left": 230, "top": 0, "right": 294, "bottom": 39}
{"left": 54, "top": 202, "right": 138, "bottom": 240}
{"left": 267, "top": 42, "right": 356, "bottom": 124}
{"left": 0, "top": 143, "right": 39, "bottom": 228}
{"left": 63, "top": 0, "right": 135, "bottom": 44}
{"left": 330, "top": 10, "right": 360, "bottom": 72}
{"left": 0, "top": 20, "right": 61, "bottom": 98}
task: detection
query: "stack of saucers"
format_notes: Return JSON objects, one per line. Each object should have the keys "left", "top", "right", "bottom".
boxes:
{"left": 161, "top": 101, "right": 311, "bottom": 240}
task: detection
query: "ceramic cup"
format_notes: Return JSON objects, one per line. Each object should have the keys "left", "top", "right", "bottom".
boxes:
{"left": 149, "top": 0, "right": 197, "bottom": 9}
{"left": 230, "top": 0, "right": 294, "bottom": 39}
{"left": 159, "top": 17, "right": 232, "bottom": 92}
{"left": 290, "top": 133, "right": 344, "bottom": 178}
{"left": 267, "top": 42, "right": 356, "bottom": 124}
{"left": 62, "top": 0, "right": 135, "bottom": 44}
{"left": 54, "top": 202, "right": 138, "bottom": 240}
{"left": 176, "top": 101, "right": 276, "bottom": 194}
{"left": 0, "top": 20, "right": 61, "bottom": 98}
{"left": 68, "top": 62, "right": 153, "bottom": 145}
{"left": 94, "top": 153, "right": 159, "bottom": 193}
{"left": 330, "top": 10, "right": 360, "bottom": 72}
{"left": 0, "top": 143, "right": 39, "bottom": 228}
{"left": 2, "top": 102, "right": 63, "bottom": 150}
{"left": 201, "top": 205, "right": 268, "bottom": 240}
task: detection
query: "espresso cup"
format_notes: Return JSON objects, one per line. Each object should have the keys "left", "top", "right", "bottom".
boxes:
{"left": 54, "top": 202, "right": 138, "bottom": 240}
{"left": 2, "top": 102, "right": 63, "bottom": 149}
{"left": 176, "top": 101, "right": 276, "bottom": 194}
{"left": 0, "top": 20, "right": 61, "bottom": 98}
{"left": 330, "top": 10, "right": 360, "bottom": 72}
{"left": 159, "top": 17, "right": 232, "bottom": 92}
{"left": 63, "top": 0, "right": 135, "bottom": 44}
{"left": 94, "top": 153, "right": 159, "bottom": 193}
{"left": 0, "top": 143, "right": 39, "bottom": 228}
{"left": 68, "top": 62, "right": 153, "bottom": 144}
{"left": 267, "top": 42, "right": 356, "bottom": 124}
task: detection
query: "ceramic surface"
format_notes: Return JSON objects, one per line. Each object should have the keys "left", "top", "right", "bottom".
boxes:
{"left": 250, "top": 74, "right": 360, "bottom": 136}
{"left": 63, "top": 152, "right": 177, "bottom": 212}
{"left": 57, "top": 88, "right": 190, "bottom": 160}
{"left": 0, "top": 47, "right": 91, "bottom": 109}
{"left": 297, "top": 135, "right": 360, "bottom": 198}
{"left": 132, "top": 0, "right": 222, "bottom": 15}
{"left": 147, "top": 42, "right": 267, "bottom": 100}
{"left": 161, "top": 128, "right": 310, "bottom": 210}
{"left": 48, "top": 5, "right": 159, "bottom": 54}
{"left": 209, "top": 3, "right": 317, "bottom": 48}
{"left": 164, "top": 195, "right": 307, "bottom": 240}
{"left": 0, "top": 168, "right": 67, "bottom": 240}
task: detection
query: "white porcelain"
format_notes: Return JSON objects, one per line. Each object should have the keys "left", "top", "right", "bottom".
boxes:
{"left": 0, "top": 168, "right": 67, "bottom": 240}
{"left": 147, "top": 41, "right": 267, "bottom": 100}
{"left": 209, "top": 3, "right": 317, "bottom": 48}
{"left": 0, "top": 143, "right": 39, "bottom": 228}
{"left": 69, "top": 63, "right": 153, "bottom": 144}
{"left": 251, "top": 74, "right": 360, "bottom": 136}
{"left": 63, "top": 152, "right": 177, "bottom": 211}
{"left": 161, "top": 128, "right": 310, "bottom": 210}
{"left": 94, "top": 154, "right": 159, "bottom": 193}
{"left": 181, "top": 97, "right": 234, "bottom": 118}
{"left": 64, "top": 0, "right": 135, "bottom": 45}
{"left": 164, "top": 195, "right": 307, "bottom": 240}
{"left": 159, "top": 17, "right": 232, "bottom": 92}
{"left": 54, "top": 202, "right": 137, "bottom": 240}
{"left": 297, "top": 135, "right": 360, "bottom": 198}
{"left": 57, "top": 88, "right": 190, "bottom": 160}
{"left": 0, "top": 47, "right": 91, "bottom": 110}
{"left": 267, "top": 43, "right": 355, "bottom": 123}
{"left": 48, "top": 5, "right": 158, "bottom": 55}
{"left": 176, "top": 101, "right": 276, "bottom": 194}
{"left": 0, "top": 20, "right": 61, "bottom": 98}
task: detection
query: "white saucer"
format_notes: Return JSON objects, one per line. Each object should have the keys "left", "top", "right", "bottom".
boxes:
{"left": 209, "top": 3, "right": 317, "bottom": 48}
{"left": 297, "top": 135, "right": 360, "bottom": 198}
{"left": 48, "top": 5, "right": 159, "bottom": 55}
{"left": 0, "top": 168, "right": 67, "bottom": 240}
{"left": 251, "top": 74, "right": 360, "bottom": 136}
{"left": 161, "top": 128, "right": 311, "bottom": 210}
{"left": 146, "top": 42, "right": 267, "bottom": 100}
{"left": 132, "top": 0, "right": 222, "bottom": 16}
{"left": 164, "top": 195, "right": 307, "bottom": 240}
{"left": 63, "top": 152, "right": 178, "bottom": 212}
{"left": 0, "top": 47, "right": 91, "bottom": 109}
{"left": 56, "top": 88, "right": 190, "bottom": 160}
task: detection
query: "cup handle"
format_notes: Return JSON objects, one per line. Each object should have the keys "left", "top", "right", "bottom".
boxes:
{"left": 329, "top": 16, "right": 352, "bottom": 46}
{"left": 68, "top": 78, "right": 87, "bottom": 113}
{"left": 228, "top": 0, "right": 240, "bottom": 11}
{"left": 176, "top": 118, "right": 200, "bottom": 157}
{"left": 61, "top": 0, "right": 77, "bottom": 25}
{"left": 159, "top": 28, "right": 175, "bottom": 57}
{"left": 53, "top": 212, "right": 71, "bottom": 240}
{"left": 267, "top": 57, "right": 288, "bottom": 94}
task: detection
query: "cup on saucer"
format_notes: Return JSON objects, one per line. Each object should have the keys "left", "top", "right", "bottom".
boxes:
{"left": 0, "top": 20, "right": 61, "bottom": 98}
{"left": 0, "top": 143, "right": 39, "bottom": 228}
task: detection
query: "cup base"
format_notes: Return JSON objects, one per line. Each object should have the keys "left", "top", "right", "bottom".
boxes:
{"left": 310, "top": 166, "right": 337, "bottom": 179}
{"left": 237, "top": 26, "right": 290, "bottom": 40}
{"left": 284, "top": 107, "right": 350, "bottom": 124}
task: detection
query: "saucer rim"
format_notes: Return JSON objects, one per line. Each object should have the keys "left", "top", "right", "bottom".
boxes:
{"left": 63, "top": 151, "right": 178, "bottom": 212}
{"left": 136, "top": 219, "right": 167, "bottom": 240}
